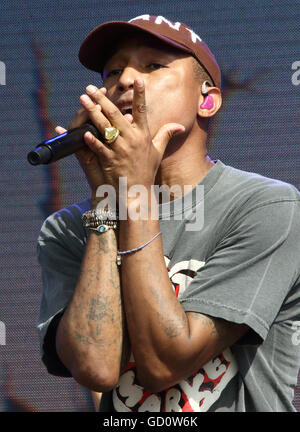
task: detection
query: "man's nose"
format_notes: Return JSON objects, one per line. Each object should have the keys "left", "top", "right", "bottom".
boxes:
{"left": 117, "top": 67, "right": 141, "bottom": 91}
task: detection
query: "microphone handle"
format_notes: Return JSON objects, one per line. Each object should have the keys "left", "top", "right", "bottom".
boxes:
{"left": 27, "top": 123, "right": 101, "bottom": 165}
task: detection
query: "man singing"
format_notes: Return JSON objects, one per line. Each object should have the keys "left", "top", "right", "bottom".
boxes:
{"left": 37, "top": 15, "right": 300, "bottom": 412}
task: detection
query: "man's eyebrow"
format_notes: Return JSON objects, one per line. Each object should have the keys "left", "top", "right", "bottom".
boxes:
{"left": 102, "top": 43, "right": 187, "bottom": 76}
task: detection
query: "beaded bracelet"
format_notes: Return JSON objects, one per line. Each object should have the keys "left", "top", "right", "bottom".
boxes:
{"left": 82, "top": 209, "right": 119, "bottom": 236}
{"left": 116, "top": 231, "right": 162, "bottom": 266}
{"left": 89, "top": 223, "right": 118, "bottom": 233}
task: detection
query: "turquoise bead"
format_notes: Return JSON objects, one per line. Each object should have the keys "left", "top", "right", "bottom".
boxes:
{"left": 97, "top": 225, "right": 108, "bottom": 233}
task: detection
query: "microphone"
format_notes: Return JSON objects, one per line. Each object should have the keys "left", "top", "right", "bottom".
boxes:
{"left": 27, "top": 122, "right": 101, "bottom": 165}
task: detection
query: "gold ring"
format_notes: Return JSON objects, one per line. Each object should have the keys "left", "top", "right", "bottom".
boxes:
{"left": 103, "top": 127, "right": 120, "bottom": 144}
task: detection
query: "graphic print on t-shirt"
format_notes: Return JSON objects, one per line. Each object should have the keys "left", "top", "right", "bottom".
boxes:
{"left": 112, "top": 257, "right": 238, "bottom": 412}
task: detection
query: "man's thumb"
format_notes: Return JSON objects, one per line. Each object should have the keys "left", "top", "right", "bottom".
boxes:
{"left": 153, "top": 123, "right": 185, "bottom": 154}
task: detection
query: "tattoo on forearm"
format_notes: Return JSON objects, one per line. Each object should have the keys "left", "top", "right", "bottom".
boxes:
{"left": 74, "top": 330, "right": 93, "bottom": 345}
{"left": 95, "top": 233, "right": 110, "bottom": 254}
{"left": 156, "top": 307, "right": 187, "bottom": 338}
{"left": 85, "top": 293, "right": 114, "bottom": 323}
{"left": 145, "top": 263, "right": 188, "bottom": 339}
{"left": 74, "top": 328, "right": 115, "bottom": 347}
{"left": 188, "top": 312, "right": 218, "bottom": 336}
{"left": 73, "top": 290, "right": 121, "bottom": 346}
{"left": 109, "top": 260, "right": 120, "bottom": 291}
{"left": 71, "top": 234, "right": 123, "bottom": 349}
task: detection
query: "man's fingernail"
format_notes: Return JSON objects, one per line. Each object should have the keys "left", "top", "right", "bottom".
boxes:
{"left": 80, "top": 94, "right": 91, "bottom": 104}
{"left": 85, "top": 131, "right": 94, "bottom": 140}
{"left": 136, "top": 78, "right": 144, "bottom": 87}
{"left": 86, "top": 85, "right": 97, "bottom": 94}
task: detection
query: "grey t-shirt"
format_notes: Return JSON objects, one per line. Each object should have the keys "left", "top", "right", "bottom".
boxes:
{"left": 36, "top": 160, "right": 300, "bottom": 412}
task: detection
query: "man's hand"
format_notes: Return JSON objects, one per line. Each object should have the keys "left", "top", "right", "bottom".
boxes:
{"left": 79, "top": 79, "right": 185, "bottom": 197}
{"left": 55, "top": 89, "right": 108, "bottom": 201}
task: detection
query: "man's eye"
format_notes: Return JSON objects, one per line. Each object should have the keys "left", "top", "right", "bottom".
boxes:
{"left": 105, "top": 69, "right": 123, "bottom": 79}
{"left": 147, "top": 63, "right": 164, "bottom": 70}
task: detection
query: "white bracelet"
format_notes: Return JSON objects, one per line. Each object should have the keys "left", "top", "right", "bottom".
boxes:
{"left": 116, "top": 231, "right": 162, "bottom": 266}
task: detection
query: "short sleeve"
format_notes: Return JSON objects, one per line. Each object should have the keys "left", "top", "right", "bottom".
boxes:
{"left": 36, "top": 202, "right": 88, "bottom": 376}
{"left": 180, "top": 200, "right": 300, "bottom": 343}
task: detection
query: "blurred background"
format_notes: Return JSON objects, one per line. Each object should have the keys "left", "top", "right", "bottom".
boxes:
{"left": 0, "top": 0, "right": 299, "bottom": 411}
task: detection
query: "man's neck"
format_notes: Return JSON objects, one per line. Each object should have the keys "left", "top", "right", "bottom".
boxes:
{"left": 155, "top": 131, "right": 214, "bottom": 201}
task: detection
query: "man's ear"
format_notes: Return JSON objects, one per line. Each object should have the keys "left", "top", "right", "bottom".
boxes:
{"left": 197, "top": 84, "right": 222, "bottom": 118}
